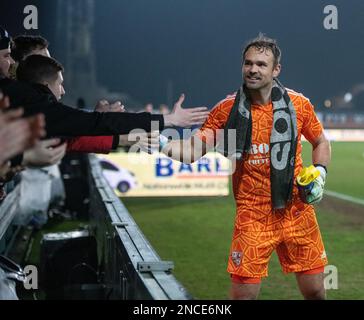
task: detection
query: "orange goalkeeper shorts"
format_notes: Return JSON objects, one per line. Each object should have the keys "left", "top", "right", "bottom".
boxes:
{"left": 227, "top": 202, "right": 328, "bottom": 279}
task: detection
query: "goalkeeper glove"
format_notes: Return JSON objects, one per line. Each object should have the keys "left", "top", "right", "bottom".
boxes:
{"left": 297, "top": 164, "right": 327, "bottom": 204}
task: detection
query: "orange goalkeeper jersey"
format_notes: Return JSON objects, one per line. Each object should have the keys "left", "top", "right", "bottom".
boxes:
{"left": 197, "top": 89, "right": 324, "bottom": 230}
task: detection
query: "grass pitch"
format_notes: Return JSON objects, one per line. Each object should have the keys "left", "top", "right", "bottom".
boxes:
{"left": 24, "top": 142, "right": 363, "bottom": 299}
{"left": 123, "top": 142, "right": 364, "bottom": 299}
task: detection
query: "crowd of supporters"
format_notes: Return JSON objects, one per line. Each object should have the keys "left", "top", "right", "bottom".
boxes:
{"left": 0, "top": 26, "right": 209, "bottom": 299}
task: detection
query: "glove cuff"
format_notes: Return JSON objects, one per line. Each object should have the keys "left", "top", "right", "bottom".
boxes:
{"left": 315, "top": 165, "right": 327, "bottom": 181}
{"left": 314, "top": 164, "right": 327, "bottom": 173}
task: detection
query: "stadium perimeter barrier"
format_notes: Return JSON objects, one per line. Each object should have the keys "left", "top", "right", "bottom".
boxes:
{"left": 87, "top": 154, "right": 192, "bottom": 300}
{"left": 0, "top": 155, "right": 193, "bottom": 300}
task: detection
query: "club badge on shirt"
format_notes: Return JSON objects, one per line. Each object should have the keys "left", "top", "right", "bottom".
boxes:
{"left": 231, "top": 251, "right": 243, "bottom": 266}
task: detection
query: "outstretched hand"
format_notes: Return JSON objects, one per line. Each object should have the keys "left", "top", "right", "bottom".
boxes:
{"left": 165, "top": 94, "right": 209, "bottom": 127}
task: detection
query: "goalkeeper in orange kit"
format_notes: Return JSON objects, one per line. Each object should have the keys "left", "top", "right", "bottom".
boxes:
{"left": 158, "top": 34, "right": 331, "bottom": 300}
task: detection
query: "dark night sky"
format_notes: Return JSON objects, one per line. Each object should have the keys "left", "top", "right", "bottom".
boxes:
{"left": 1, "top": 0, "right": 364, "bottom": 109}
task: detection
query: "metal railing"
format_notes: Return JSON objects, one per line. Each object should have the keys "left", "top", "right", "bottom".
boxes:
{"left": 88, "top": 155, "right": 191, "bottom": 300}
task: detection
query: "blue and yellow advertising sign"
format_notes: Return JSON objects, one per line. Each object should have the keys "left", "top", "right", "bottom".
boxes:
{"left": 98, "top": 151, "right": 230, "bottom": 197}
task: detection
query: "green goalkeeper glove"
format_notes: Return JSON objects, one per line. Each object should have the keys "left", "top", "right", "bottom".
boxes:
{"left": 305, "top": 165, "right": 327, "bottom": 204}
{"left": 297, "top": 165, "right": 327, "bottom": 205}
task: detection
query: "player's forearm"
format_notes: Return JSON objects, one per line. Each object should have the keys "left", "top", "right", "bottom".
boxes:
{"left": 161, "top": 136, "right": 209, "bottom": 164}
{"left": 162, "top": 140, "right": 195, "bottom": 164}
{"left": 312, "top": 134, "right": 331, "bottom": 167}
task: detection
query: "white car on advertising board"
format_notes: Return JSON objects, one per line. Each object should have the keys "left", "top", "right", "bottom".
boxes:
{"left": 99, "top": 158, "right": 137, "bottom": 193}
